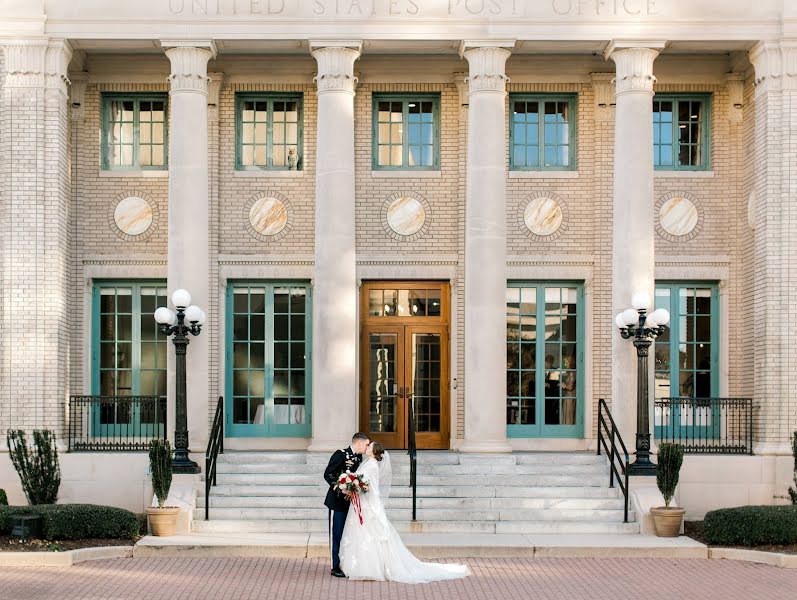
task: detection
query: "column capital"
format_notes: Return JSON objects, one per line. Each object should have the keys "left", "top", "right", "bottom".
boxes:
{"left": 310, "top": 42, "right": 361, "bottom": 95}
{"left": 605, "top": 42, "right": 666, "bottom": 96}
{"left": 69, "top": 71, "right": 89, "bottom": 121}
{"left": 1, "top": 38, "right": 71, "bottom": 91}
{"left": 749, "top": 40, "right": 797, "bottom": 95}
{"left": 460, "top": 43, "right": 513, "bottom": 94}
{"left": 162, "top": 41, "right": 216, "bottom": 94}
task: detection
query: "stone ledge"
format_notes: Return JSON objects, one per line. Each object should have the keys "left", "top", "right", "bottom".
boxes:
{"left": 0, "top": 545, "right": 133, "bottom": 567}
{"left": 709, "top": 547, "right": 797, "bottom": 569}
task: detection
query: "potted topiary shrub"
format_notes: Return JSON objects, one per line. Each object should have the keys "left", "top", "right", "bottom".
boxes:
{"left": 650, "top": 442, "right": 686, "bottom": 537}
{"left": 146, "top": 438, "right": 179, "bottom": 536}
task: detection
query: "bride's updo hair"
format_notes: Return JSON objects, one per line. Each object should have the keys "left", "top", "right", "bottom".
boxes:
{"left": 372, "top": 441, "right": 385, "bottom": 462}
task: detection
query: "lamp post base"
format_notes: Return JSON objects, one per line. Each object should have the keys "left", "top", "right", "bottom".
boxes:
{"left": 627, "top": 459, "right": 657, "bottom": 477}
{"left": 172, "top": 447, "right": 201, "bottom": 474}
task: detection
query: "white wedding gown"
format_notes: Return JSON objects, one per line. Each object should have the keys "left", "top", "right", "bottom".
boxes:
{"left": 339, "top": 454, "right": 470, "bottom": 584}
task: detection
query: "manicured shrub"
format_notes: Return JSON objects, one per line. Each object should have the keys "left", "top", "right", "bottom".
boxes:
{"left": 703, "top": 505, "right": 797, "bottom": 546}
{"left": 149, "top": 438, "right": 173, "bottom": 508}
{"left": 788, "top": 431, "right": 797, "bottom": 505}
{"left": 6, "top": 429, "right": 61, "bottom": 505}
{"left": 656, "top": 442, "right": 684, "bottom": 508}
{"left": 0, "top": 489, "right": 8, "bottom": 506}
{"left": 0, "top": 504, "right": 140, "bottom": 540}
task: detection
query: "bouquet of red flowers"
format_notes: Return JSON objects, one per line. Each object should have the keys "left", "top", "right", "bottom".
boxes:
{"left": 335, "top": 471, "right": 370, "bottom": 524}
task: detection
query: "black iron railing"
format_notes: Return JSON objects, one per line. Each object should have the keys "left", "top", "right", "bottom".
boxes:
{"left": 68, "top": 395, "right": 166, "bottom": 451}
{"left": 407, "top": 392, "right": 417, "bottom": 521}
{"left": 654, "top": 397, "right": 753, "bottom": 455}
{"left": 205, "top": 396, "right": 225, "bottom": 520}
{"left": 597, "top": 399, "right": 629, "bottom": 523}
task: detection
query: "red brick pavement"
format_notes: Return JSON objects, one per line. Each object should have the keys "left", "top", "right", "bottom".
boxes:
{"left": 1, "top": 557, "right": 794, "bottom": 600}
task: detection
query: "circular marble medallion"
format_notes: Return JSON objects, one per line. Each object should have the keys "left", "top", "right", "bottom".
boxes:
{"left": 659, "top": 196, "right": 699, "bottom": 237}
{"left": 524, "top": 197, "right": 563, "bottom": 237}
{"left": 249, "top": 197, "right": 288, "bottom": 236}
{"left": 387, "top": 196, "right": 426, "bottom": 236}
{"left": 108, "top": 191, "right": 158, "bottom": 241}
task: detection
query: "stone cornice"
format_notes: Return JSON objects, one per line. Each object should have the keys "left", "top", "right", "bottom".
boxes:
{"left": 163, "top": 44, "right": 215, "bottom": 94}
{"left": 606, "top": 46, "right": 662, "bottom": 96}
{"left": 311, "top": 45, "right": 361, "bottom": 94}
{"left": 463, "top": 46, "right": 511, "bottom": 94}
{"left": 1, "top": 38, "right": 71, "bottom": 92}
{"left": 749, "top": 40, "right": 797, "bottom": 95}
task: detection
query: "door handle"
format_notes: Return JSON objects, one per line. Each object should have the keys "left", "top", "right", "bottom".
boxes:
{"left": 404, "top": 386, "right": 413, "bottom": 399}
{"left": 397, "top": 387, "right": 405, "bottom": 399}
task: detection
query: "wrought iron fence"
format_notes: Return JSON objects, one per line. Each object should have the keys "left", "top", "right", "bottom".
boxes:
{"left": 654, "top": 397, "right": 753, "bottom": 455}
{"left": 68, "top": 395, "right": 167, "bottom": 451}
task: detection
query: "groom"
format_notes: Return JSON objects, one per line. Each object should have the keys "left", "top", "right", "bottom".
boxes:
{"left": 324, "top": 432, "right": 370, "bottom": 578}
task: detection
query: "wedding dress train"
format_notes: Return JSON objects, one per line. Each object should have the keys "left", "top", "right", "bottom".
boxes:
{"left": 339, "top": 453, "right": 470, "bottom": 584}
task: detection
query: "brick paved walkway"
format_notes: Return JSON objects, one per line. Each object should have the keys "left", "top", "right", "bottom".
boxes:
{"left": 1, "top": 557, "right": 794, "bottom": 600}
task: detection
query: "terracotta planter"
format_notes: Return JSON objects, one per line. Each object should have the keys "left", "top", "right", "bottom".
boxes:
{"left": 650, "top": 506, "right": 686, "bottom": 537}
{"left": 146, "top": 507, "right": 180, "bottom": 536}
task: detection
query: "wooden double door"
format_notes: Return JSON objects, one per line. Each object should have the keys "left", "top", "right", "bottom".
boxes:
{"left": 360, "top": 282, "right": 450, "bottom": 450}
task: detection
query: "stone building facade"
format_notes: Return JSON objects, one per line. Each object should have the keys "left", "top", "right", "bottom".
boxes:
{"left": 0, "top": 0, "right": 796, "bottom": 516}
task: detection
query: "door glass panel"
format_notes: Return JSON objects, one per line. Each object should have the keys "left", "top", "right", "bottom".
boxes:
{"left": 369, "top": 333, "right": 398, "bottom": 433}
{"left": 411, "top": 333, "right": 441, "bottom": 433}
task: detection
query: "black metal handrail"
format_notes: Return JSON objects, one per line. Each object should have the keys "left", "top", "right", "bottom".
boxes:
{"left": 597, "top": 399, "right": 630, "bottom": 523}
{"left": 407, "top": 390, "right": 417, "bottom": 521}
{"left": 68, "top": 395, "right": 166, "bottom": 451}
{"left": 205, "top": 396, "right": 224, "bottom": 520}
{"left": 654, "top": 397, "right": 753, "bottom": 455}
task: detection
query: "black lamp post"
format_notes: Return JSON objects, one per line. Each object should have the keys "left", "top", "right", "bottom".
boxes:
{"left": 615, "top": 293, "right": 670, "bottom": 476}
{"left": 154, "top": 289, "right": 205, "bottom": 474}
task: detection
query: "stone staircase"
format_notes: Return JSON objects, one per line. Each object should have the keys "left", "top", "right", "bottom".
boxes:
{"left": 193, "top": 451, "right": 638, "bottom": 534}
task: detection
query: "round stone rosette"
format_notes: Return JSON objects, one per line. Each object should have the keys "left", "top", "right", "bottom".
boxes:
{"left": 655, "top": 191, "right": 703, "bottom": 242}
{"left": 381, "top": 191, "right": 431, "bottom": 242}
{"left": 108, "top": 191, "right": 159, "bottom": 241}
{"left": 244, "top": 191, "right": 293, "bottom": 242}
{"left": 518, "top": 191, "right": 568, "bottom": 242}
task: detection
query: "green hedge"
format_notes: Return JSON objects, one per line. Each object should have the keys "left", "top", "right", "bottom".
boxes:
{"left": 0, "top": 504, "right": 140, "bottom": 540}
{"left": 703, "top": 505, "right": 797, "bottom": 546}
{"left": 0, "top": 489, "right": 7, "bottom": 506}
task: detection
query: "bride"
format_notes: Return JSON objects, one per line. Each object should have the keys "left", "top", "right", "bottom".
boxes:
{"left": 339, "top": 441, "right": 470, "bottom": 584}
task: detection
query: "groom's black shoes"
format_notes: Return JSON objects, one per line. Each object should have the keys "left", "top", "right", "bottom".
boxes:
{"left": 331, "top": 568, "right": 346, "bottom": 578}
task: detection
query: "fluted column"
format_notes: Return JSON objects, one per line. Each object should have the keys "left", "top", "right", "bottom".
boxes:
{"left": 307, "top": 41, "right": 361, "bottom": 451}
{"left": 460, "top": 42, "right": 513, "bottom": 453}
{"left": 605, "top": 41, "right": 665, "bottom": 445}
{"left": 162, "top": 41, "right": 215, "bottom": 454}
{"left": 0, "top": 39, "right": 72, "bottom": 436}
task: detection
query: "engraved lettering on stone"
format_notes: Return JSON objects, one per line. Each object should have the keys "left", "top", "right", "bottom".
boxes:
{"left": 659, "top": 196, "right": 698, "bottom": 237}
{"left": 249, "top": 197, "right": 289, "bottom": 236}
{"left": 387, "top": 196, "right": 426, "bottom": 236}
{"left": 524, "top": 197, "right": 563, "bottom": 236}
{"left": 114, "top": 196, "right": 154, "bottom": 236}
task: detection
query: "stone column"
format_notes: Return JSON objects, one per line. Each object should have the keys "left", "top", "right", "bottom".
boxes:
{"left": 307, "top": 41, "right": 361, "bottom": 452}
{"left": 0, "top": 39, "right": 72, "bottom": 437}
{"left": 748, "top": 41, "right": 797, "bottom": 456}
{"left": 460, "top": 42, "right": 513, "bottom": 453}
{"left": 605, "top": 41, "right": 666, "bottom": 444}
{"left": 162, "top": 41, "right": 215, "bottom": 453}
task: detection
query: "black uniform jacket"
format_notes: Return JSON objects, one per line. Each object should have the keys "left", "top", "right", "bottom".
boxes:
{"left": 323, "top": 446, "right": 362, "bottom": 512}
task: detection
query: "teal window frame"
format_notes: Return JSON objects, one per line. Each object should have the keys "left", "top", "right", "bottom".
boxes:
{"left": 371, "top": 93, "right": 441, "bottom": 171}
{"left": 653, "top": 282, "right": 720, "bottom": 440}
{"left": 225, "top": 281, "right": 312, "bottom": 438}
{"left": 101, "top": 94, "right": 168, "bottom": 171}
{"left": 653, "top": 94, "right": 712, "bottom": 171}
{"left": 506, "top": 282, "right": 585, "bottom": 438}
{"left": 509, "top": 94, "right": 577, "bottom": 171}
{"left": 235, "top": 93, "right": 304, "bottom": 171}
{"left": 90, "top": 281, "right": 168, "bottom": 436}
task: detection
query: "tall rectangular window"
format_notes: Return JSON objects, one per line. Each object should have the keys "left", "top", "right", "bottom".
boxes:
{"left": 226, "top": 283, "right": 311, "bottom": 437}
{"left": 372, "top": 95, "right": 440, "bottom": 170}
{"left": 510, "top": 95, "right": 576, "bottom": 170}
{"left": 236, "top": 94, "right": 303, "bottom": 170}
{"left": 506, "top": 283, "right": 583, "bottom": 438}
{"left": 653, "top": 95, "right": 711, "bottom": 170}
{"left": 102, "top": 95, "right": 168, "bottom": 170}
{"left": 92, "top": 282, "right": 167, "bottom": 430}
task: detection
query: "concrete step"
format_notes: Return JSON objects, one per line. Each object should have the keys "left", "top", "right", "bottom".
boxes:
{"left": 214, "top": 473, "right": 607, "bottom": 487}
{"left": 191, "top": 519, "right": 639, "bottom": 535}
{"left": 197, "top": 495, "right": 626, "bottom": 511}
{"left": 204, "top": 484, "right": 621, "bottom": 499}
{"left": 214, "top": 462, "right": 605, "bottom": 476}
